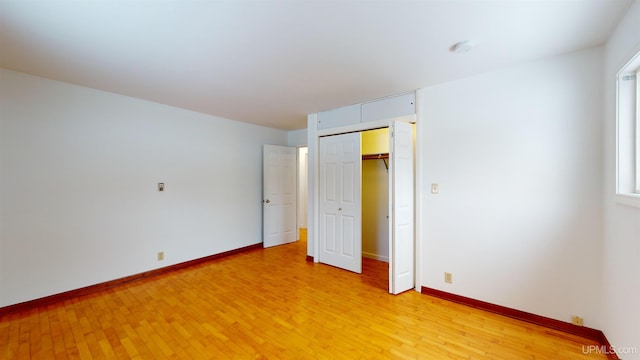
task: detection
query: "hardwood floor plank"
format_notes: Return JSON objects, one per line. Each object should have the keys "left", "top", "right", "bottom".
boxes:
{"left": 0, "top": 240, "right": 610, "bottom": 359}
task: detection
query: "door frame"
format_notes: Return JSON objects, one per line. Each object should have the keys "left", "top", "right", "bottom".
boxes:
{"left": 307, "top": 111, "right": 422, "bottom": 292}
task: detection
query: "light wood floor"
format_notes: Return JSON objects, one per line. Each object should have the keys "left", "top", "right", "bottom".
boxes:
{"left": 1, "top": 240, "right": 607, "bottom": 359}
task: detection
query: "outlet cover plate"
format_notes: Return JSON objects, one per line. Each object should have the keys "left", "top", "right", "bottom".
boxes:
{"left": 444, "top": 272, "right": 452, "bottom": 284}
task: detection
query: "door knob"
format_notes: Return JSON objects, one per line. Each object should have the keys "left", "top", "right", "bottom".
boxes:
{"left": 264, "top": 199, "right": 271, "bottom": 204}
{"left": 338, "top": 208, "right": 342, "bottom": 211}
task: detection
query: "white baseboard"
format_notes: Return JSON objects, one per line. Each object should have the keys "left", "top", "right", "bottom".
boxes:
{"left": 362, "top": 252, "right": 389, "bottom": 263}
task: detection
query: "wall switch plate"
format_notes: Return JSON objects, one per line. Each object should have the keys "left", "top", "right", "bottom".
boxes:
{"left": 431, "top": 183, "right": 439, "bottom": 194}
{"left": 444, "top": 272, "right": 452, "bottom": 284}
{"left": 158, "top": 183, "right": 165, "bottom": 192}
{"left": 157, "top": 251, "right": 164, "bottom": 261}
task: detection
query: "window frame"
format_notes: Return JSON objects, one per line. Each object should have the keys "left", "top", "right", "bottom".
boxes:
{"left": 636, "top": 68, "right": 640, "bottom": 194}
{"left": 616, "top": 51, "right": 640, "bottom": 207}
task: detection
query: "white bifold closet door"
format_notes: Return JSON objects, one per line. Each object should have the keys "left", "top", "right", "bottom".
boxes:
{"left": 389, "top": 121, "right": 415, "bottom": 294}
{"left": 318, "top": 132, "right": 362, "bottom": 273}
{"left": 317, "top": 121, "right": 415, "bottom": 294}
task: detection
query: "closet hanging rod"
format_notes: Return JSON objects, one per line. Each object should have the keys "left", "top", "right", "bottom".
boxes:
{"left": 361, "top": 153, "right": 389, "bottom": 160}
{"left": 362, "top": 153, "right": 389, "bottom": 170}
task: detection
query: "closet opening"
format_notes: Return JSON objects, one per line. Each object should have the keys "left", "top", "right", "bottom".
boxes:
{"left": 361, "top": 128, "right": 390, "bottom": 291}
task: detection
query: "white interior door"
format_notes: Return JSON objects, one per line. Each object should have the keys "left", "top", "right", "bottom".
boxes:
{"left": 389, "top": 121, "right": 415, "bottom": 294}
{"left": 263, "top": 144, "right": 297, "bottom": 248}
{"left": 319, "top": 133, "right": 362, "bottom": 273}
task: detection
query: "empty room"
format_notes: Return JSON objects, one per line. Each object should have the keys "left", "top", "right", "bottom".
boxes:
{"left": 1, "top": 1, "right": 640, "bottom": 359}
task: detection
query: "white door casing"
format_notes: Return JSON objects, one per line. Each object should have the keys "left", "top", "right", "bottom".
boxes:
{"left": 389, "top": 121, "right": 415, "bottom": 294}
{"left": 263, "top": 145, "right": 297, "bottom": 248}
{"left": 318, "top": 133, "right": 362, "bottom": 273}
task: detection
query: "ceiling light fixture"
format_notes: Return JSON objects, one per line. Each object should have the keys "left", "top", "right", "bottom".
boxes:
{"left": 451, "top": 41, "right": 474, "bottom": 54}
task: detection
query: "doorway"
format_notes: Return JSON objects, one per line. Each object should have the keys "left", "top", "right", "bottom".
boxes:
{"left": 297, "top": 147, "right": 308, "bottom": 242}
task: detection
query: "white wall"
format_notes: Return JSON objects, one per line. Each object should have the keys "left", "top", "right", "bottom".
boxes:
{"left": 603, "top": 1, "right": 640, "bottom": 356}
{"left": 0, "top": 69, "right": 287, "bottom": 307}
{"left": 419, "top": 48, "right": 604, "bottom": 326}
{"left": 287, "top": 128, "right": 307, "bottom": 147}
{"left": 306, "top": 114, "right": 318, "bottom": 257}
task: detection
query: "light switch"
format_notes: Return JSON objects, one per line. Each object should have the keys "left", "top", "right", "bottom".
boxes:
{"left": 431, "top": 183, "right": 439, "bottom": 194}
{"left": 158, "top": 183, "right": 165, "bottom": 192}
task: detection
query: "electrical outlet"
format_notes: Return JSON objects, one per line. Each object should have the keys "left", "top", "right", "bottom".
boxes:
{"left": 158, "top": 183, "right": 165, "bottom": 192}
{"left": 444, "top": 272, "right": 452, "bottom": 284}
{"left": 157, "top": 251, "right": 164, "bottom": 261}
{"left": 571, "top": 315, "right": 584, "bottom": 326}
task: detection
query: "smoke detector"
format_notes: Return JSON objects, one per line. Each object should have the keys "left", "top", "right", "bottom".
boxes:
{"left": 451, "top": 41, "right": 474, "bottom": 54}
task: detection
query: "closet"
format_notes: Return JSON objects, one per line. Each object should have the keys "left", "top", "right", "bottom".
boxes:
{"left": 311, "top": 92, "right": 416, "bottom": 294}
{"left": 362, "top": 128, "right": 390, "bottom": 263}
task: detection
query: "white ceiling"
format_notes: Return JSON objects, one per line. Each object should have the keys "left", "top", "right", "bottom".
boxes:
{"left": 0, "top": 1, "right": 632, "bottom": 130}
